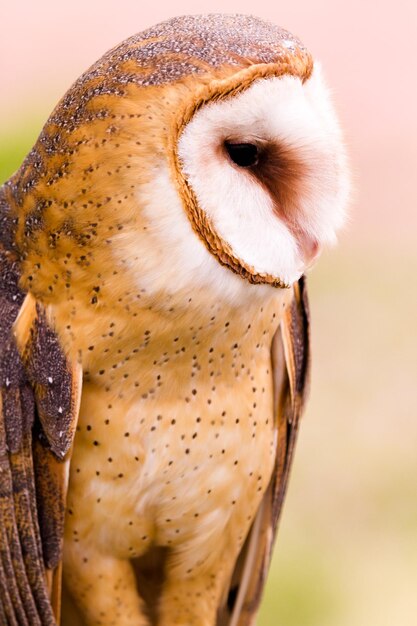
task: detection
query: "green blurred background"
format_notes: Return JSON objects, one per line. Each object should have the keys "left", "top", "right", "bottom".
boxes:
{"left": 1, "top": 1, "right": 416, "bottom": 624}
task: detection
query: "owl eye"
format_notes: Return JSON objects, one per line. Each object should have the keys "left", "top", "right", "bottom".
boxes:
{"left": 224, "top": 142, "right": 259, "bottom": 167}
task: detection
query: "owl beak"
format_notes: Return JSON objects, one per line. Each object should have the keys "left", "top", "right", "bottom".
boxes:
{"left": 298, "top": 232, "right": 321, "bottom": 268}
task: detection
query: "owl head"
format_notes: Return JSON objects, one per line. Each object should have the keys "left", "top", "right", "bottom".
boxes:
{"left": 6, "top": 14, "right": 349, "bottom": 308}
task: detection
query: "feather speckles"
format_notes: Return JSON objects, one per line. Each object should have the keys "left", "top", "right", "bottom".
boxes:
{"left": 85, "top": 14, "right": 309, "bottom": 87}
{"left": 64, "top": 292, "right": 284, "bottom": 624}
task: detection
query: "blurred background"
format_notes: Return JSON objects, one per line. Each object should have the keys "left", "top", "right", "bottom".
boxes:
{"left": 1, "top": 1, "right": 416, "bottom": 624}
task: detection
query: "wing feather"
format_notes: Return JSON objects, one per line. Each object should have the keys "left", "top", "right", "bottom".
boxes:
{"left": 0, "top": 395, "right": 31, "bottom": 626}
{"left": 222, "top": 276, "right": 310, "bottom": 626}
{"left": 0, "top": 386, "right": 52, "bottom": 625}
{"left": 0, "top": 247, "right": 82, "bottom": 625}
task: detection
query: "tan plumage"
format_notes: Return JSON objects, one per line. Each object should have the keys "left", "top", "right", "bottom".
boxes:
{"left": 0, "top": 14, "right": 348, "bottom": 626}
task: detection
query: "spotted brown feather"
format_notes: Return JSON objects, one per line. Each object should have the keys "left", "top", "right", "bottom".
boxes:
{"left": 0, "top": 198, "right": 82, "bottom": 624}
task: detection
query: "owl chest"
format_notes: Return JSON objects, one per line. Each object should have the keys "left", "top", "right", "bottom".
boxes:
{"left": 131, "top": 368, "right": 276, "bottom": 527}
{"left": 69, "top": 327, "right": 278, "bottom": 561}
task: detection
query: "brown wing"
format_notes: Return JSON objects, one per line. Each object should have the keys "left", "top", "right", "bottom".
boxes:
{"left": 219, "top": 276, "right": 310, "bottom": 626}
{"left": 0, "top": 247, "right": 82, "bottom": 625}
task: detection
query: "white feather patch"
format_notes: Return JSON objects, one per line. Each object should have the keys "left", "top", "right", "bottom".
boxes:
{"left": 178, "top": 66, "right": 350, "bottom": 284}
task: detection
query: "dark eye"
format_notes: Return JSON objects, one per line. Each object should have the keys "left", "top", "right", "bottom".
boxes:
{"left": 224, "top": 142, "right": 259, "bottom": 167}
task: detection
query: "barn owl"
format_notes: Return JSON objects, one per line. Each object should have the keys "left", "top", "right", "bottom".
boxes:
{"left": 0, "top": 13, "right": 349, "bottom": 626}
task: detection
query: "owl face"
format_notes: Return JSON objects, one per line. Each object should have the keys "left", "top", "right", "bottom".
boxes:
{"left": 177, "top": 67, "right": 349, "bottom": 288}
